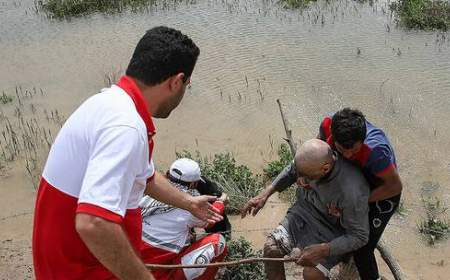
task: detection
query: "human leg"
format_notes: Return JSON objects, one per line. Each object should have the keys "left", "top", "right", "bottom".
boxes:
{"left": 354, "top": 195, "right": 400, "bottom": 280}
{"left": 263, "top": 224, "right": 293, "bottom": 280}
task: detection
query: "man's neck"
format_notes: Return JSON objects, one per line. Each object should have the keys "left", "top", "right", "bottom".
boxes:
{"left": 133, "top": 78, "right": 159, "bottom": 117}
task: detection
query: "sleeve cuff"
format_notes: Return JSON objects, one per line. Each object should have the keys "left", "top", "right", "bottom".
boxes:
{"left": 76, "top": 203, "right": 123, "bottom": 224}
{"left": 328, "top": 240, "right": 343, "bottom": 256}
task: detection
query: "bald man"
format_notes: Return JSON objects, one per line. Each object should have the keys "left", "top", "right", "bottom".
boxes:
{"left": 241, "top": 139, "right": 370, "bottom": 280}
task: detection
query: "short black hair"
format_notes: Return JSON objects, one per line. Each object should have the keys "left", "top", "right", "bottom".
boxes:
{"left": 331, "top": 108, "right": 367, "bottom": 149}
{"left": 126, "top": 26, "right": 200, "bottom": 86}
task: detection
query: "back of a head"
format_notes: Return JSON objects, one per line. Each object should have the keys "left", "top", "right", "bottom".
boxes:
{"left": 126, "top": 26, "right": 200, "bottom": 86}
{"left": 296, "top": 139, "right": 333, "bottom": 173}
{"left": 331, "top": 108, "right": 366, "bottom": 149}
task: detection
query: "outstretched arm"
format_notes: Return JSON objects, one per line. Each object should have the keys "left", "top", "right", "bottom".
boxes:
{"left": 241, "top": 162, "right": 298, "bottom": 218}
{"left": 145, "top": 172, "right": 223, "bottom": 224}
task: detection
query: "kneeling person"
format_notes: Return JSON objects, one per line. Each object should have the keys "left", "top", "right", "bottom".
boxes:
{"left": 140, "top": 158, "right": 227, "bottom": 280}
{"left": 242, "top": 139, "right": 370, "bottom": 280}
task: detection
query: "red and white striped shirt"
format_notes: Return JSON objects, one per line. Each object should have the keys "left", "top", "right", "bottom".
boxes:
{"left": 33, "top": 76, "right": 155, "bottom": 279}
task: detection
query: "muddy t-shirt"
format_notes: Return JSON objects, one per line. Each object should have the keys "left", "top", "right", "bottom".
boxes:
{"left": 272, "top": 155, "right": 370, "bottom": 256}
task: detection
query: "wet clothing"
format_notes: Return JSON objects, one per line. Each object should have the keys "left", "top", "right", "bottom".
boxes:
{"left": 33, "top": 76, "right": 155, "bottom": 279}
{"left": 319, "top": 115, "right": 402, "bottom": 279}
{"left": 272, "top": 154, "right": 370, "bottom": 266}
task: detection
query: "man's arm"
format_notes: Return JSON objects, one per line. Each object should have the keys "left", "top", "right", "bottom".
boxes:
{"left": 241, "top": 162, "right": 297, "bottom": 218}
{"left": 298, "top": 189, "right": 369, "bottom": 266}
{"left": 369, "top": 167, "right": 403, "bottom": 202}
{"left": 328, "top": 190, "right": 370, "bottom": 256}
{"left": 76, "top": 213, "right": 153, "bottom": 280}
{"left": 145, "top": 172, "right": 222, "bottom": 224}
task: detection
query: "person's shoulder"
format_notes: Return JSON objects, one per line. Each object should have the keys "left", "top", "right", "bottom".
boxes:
{"left": 338, "top": 158, "right": 370, "bottom": 195}
{"left": 364, "top": 122, "right": 391, "bottom": 148}
{"left": 87, "top": 86, "right": 147, "bottom": 133}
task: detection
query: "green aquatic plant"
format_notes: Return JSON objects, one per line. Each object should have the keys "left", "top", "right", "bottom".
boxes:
{"left": 280, "top": 0, "right": 317, "bottom": 9}
{"left": 263, "top": 143, "right": 293, "bottom": 179}
{"left": 390, "top": 0, "right": 450, "bottom": 31}
{"left": 0, "top": 86, "right": 58, "bottom": 187}
{"left": 418, "top": 196, "right": 449, "bottom": 245}
{"left": 221, "top": 237, "right": 265, "bottom": 280}
{"left": 0, "top": 92, "right": 13, "bottom": 105}
{"left": 35, "top": 0, "right": 183, "bottom": 19}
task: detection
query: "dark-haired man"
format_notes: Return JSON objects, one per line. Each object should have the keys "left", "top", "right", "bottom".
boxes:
{"left": 318, "top": 108, "right": 402, "bottom": 280}
{"left": 33, "top": 27, "right": 222, "bottom": 280}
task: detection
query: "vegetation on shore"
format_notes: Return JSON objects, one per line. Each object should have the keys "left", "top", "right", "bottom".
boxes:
{"left": 35, "top": 0, "right": 182, "bottom": 19}
{"left": 221, "top": 237, "right": 265, "bottom": 280}
{"left": 176, "top": 150, "right": 266, "bottom": 215}
{"left": 390, "top": 0, "right": 450, "bottom": 31}
{"left": 418, "top": 196, "right": 449, "bottom": 245}
{"left": 280, "top": 0, "right": 317, "bottom": 9}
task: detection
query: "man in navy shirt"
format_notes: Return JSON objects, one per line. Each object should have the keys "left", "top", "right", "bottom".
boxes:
{"left": 318, "top": 108, "right": 402, "bottom": 280}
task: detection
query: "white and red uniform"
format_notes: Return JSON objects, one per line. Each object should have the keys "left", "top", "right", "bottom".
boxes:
{"left": 32, "top": 76, "right": 155, "bottom": 279}
{"left": 140, "top": 192, "right": 227, "bottom": 280}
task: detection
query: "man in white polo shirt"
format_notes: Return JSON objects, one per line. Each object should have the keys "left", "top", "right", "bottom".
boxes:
{"left": 32, "top": 26, "right": 222, "bottom": 280}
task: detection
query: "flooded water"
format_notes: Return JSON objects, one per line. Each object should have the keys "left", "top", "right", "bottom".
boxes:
{"left": 1, "top": 0, "right": 449, "bottom": 278}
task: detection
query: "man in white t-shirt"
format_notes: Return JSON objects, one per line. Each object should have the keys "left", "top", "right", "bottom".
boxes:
{"left": 32, "top": 26, "right": 222, "bottom": 280}
{"left": 140, "top": 158, "right": 227, "bottom": 280}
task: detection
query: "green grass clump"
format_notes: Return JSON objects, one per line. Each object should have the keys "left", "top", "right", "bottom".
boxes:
{"left": 263, "top": 143, "right": 293, "bottom": 179}
{"left": 176, "top": 150, "right": 264, "bottom": 215}
{"left": 35, "top": 0, "right": 173, "bottom": 19}
{"left": 263, "top": 143, "right": 297, "bottom": 205}
{"left": 390, "top": 0, "right": 450, "bottom": 30}
{"left": 221, "top": 237, "right": 265, "bottom": 280}
{"left": 280, "top": 0, "right": 317, "bottom": 9}
{"left": 418, "top": 196, "right": 449, "bottom": 245}
{"left": 0, "top": 92, "right": 13, "bottom": 105}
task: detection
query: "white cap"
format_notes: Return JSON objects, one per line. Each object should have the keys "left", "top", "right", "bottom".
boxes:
{"left": 169, "top": 158, "right": 204, "bottom": 183}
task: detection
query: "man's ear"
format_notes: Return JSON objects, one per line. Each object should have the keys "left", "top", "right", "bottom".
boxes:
{"left": 322, "top": 162, "right": 332, "bottom": 174}
{"left": 169, "top": 73, "right": 185, "bottom": 91}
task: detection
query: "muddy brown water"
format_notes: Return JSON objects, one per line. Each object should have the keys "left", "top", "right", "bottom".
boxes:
{"left": 1, "top": 0, "right": 449, "bottom": 279}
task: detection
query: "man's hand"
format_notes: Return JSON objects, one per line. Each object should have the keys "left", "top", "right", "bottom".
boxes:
{"left": 188, "top": 195, "right": 223, "bottom": 224}
{"left": 146, "top": 172, "right": 223, "bottom": 223}
{"left": 241, "top": 194, "right": 268, "bottom": 218}
{"left": 219, "top": 193, "right": 228, "bottom": 205}
{"left": 296, "top": 243, "right": 330, "bottom": 267}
